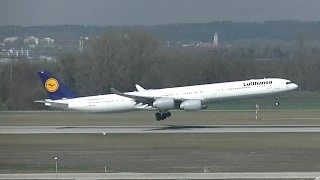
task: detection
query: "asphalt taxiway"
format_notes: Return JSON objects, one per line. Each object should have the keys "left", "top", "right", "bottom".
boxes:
{"left": 1, "top": 125, "right": 320, "bottom": 134}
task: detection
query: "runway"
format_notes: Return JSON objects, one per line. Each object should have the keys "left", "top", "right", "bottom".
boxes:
{"left": 1, "top": 172, "right": 320, "bottom": 179}
{"left": 2, "top": 125, "right": 320, "bottom": 134}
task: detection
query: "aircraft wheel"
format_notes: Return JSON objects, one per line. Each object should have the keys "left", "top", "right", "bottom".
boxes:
{"left": 155, "top": 112, "right": 171, "bottom": 121}
{"left": 161, "top": 113, "right": 167, "bottom": 120}
{"left": 155, "top": 112, "right": 161, "bottom": 121}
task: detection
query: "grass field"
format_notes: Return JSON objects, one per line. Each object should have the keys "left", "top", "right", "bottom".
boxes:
{"left": 208, "top": 91, "right": 320, "bottom": 110}
{"left": 1, "top": 110, "right": 320, "bottom": 126}
{"left": 1, "top": 133, "right": 320, "bottom": 173}
{"left": 1, "top": 96, "right": 320, "bottom": 175}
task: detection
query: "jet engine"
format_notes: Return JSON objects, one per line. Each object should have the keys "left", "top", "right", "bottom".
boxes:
{"left": 153, "top": 98, "right": 175, "bottom": 110}
{"left": 180, "top": 99, "right": 206, "bottom": 111}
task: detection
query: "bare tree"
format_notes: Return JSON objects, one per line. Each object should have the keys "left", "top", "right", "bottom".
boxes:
{"left": 296, "top": 31, "right": 304, "bottom": 91}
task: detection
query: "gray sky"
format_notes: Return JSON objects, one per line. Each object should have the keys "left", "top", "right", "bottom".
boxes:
{"left": 1, "top": 0, "right": 320, "bottom": 26}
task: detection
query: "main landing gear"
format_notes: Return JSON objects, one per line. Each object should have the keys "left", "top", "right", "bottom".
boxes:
{"left": 155, "top": 111, "right": 171, "bottom": 121}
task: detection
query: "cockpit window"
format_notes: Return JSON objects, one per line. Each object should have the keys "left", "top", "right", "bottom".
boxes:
{"left": 286, "top": 81, "right": 292, "bottom": 84}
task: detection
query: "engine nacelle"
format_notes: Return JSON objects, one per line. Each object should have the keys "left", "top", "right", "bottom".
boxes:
{"left": 180, "top": 99, "right": 206, "bottom": 111}
{"left": 153, "top": 98, "right": 175, "bottom": 110}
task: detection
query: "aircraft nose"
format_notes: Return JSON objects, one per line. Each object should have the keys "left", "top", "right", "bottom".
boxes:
{"left": 292, "top": 83, "right": 298, "bottom": 90}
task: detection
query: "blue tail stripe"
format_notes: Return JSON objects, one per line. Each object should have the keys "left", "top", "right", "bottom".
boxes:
{"left": 38, "top": 71, "right": 78, "bottom": 100}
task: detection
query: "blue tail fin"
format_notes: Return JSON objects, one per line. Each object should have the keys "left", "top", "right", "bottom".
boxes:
{"left": 38, "top": 71, "right": 78, "bottom": 100}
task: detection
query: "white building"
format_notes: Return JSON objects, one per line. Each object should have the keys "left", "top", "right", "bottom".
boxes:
{"left": 24, "top": 36, "right": 39, "bottom": 45}
{"left": 79, "top": 36, "right": 89, "bottom": 52}
{"left": 213, "top": 32, "right": 218, "bottom": 46}
{"left": 0, "top": 49, "right": 31, "bottom": 58}
{"left": 41, "top": 37, "right": 54, "bottom": 45}
{"left": 4, "top": 37, "right": 18, "bottom": 43}
{"left": 40, "top": 55, "right": 56, "bottom": 61}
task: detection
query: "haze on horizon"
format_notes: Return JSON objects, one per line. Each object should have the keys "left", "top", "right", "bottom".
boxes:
{"left": 1, "top": 0, "right": 320, "bottom": 26}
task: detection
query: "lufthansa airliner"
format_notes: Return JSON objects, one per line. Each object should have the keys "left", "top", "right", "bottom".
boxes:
{"left": 35, "top": 71, "right": 298, "bottom": 121}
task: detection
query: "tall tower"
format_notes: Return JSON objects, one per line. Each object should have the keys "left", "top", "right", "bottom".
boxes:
{"left": 213, "top": 32, "right": 218, "bottom": 46}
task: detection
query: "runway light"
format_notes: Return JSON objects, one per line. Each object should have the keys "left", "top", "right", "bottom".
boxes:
{"left": 54, "top": 157, "right": 58, "bottom": 180}
{"left": 102, "top": 132, "right": 107, "bottom": 135}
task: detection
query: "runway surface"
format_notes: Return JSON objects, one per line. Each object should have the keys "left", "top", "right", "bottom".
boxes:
{"left": 2, "top": 125, "right": 320, "bottom": 134}
{"left": 1, "top": 172, "right": 320, "bottom": 179}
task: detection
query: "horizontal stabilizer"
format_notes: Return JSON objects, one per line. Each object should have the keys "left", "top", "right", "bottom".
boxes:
{"left": 34, "top": 100, "right": 68, "bottom": 109}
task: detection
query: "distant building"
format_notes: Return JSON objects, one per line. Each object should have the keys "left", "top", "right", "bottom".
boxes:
{"left": 39, "top": 55, "right": 56, "bottom": 61}
{"left": 4, "top": 37, "right": 18, "bottom": 43}
{"left": 213, "top": 32, "right": 218, "bottom": 46}
{"left": 24, "top": 36, "right": 39, "bottom": 45}
{"left": 3, "top": 37, "right": 23, "bottom": 49}
{"left": 28, "top": 44, "right": 37, "bottom": 49}
{"left": 40, "top": 37, "right": 54, "bottom": 45}
{"left": 198, "top": 42, "right": 215, "bottom": 48}
{"left": 79, "top": 36, "right": 89, "bottom": 52}
{"left": 0, "top": 49, "right": 31, "bottom": 58}
{"left": 181, "top": 43, "right": 195, "bottom": 47}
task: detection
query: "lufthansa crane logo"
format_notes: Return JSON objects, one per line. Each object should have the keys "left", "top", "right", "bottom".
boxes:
{"left": 45, "top": 78, "right": 59, "bottom": 92}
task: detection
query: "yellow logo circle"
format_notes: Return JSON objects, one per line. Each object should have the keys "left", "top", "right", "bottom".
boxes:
{"left": 45, "top": 78, "right": 59, "bottom": 92}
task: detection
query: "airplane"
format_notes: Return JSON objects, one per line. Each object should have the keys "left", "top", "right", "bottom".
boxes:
{"left": 35, "top": 71, "right": 298, "bottom": 121}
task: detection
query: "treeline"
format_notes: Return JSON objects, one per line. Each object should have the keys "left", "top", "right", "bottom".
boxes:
{"left": 0, "top": 31, "right": 320, "bottom": 110}
{"left": 150, "top": 20, "right": 320, "bottom": 42}
{"left": 2, "top": 21, "right": 320, "bottom": 43}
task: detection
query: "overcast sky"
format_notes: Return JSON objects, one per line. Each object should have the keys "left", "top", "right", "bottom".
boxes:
{"left": 1, "top": 0, "right": 320, "bottom": 26}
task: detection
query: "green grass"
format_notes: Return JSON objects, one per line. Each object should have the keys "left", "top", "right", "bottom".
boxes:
{"left": 208, "top": 91, "right": 320, "bottom": 110}
{"left": 2, "top": 110, "right": 320, "bottom": 126}
{"left": 1, "top": 108, "right": 320, "bottom": 174}
{"left": 1, "top": 133, "right": 320, "bottom": 173}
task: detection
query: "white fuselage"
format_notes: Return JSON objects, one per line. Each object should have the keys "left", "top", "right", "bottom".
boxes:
{"left": 49, "top": 78, "right": 298, "bottom": 112}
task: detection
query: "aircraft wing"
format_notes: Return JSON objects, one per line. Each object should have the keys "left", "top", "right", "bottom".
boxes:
{"left": 110, "top": 88, "right": 204, "bottom": 105}
{"left": 34, "top": 100, "right": 69, "bottom": 109}
{"left": 110, "top": 88, "right": 155, "bottom": 104}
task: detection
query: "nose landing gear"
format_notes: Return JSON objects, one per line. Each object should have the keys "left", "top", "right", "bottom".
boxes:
{"left": 275, "top": 97, "right": 280, "bottom": 106}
